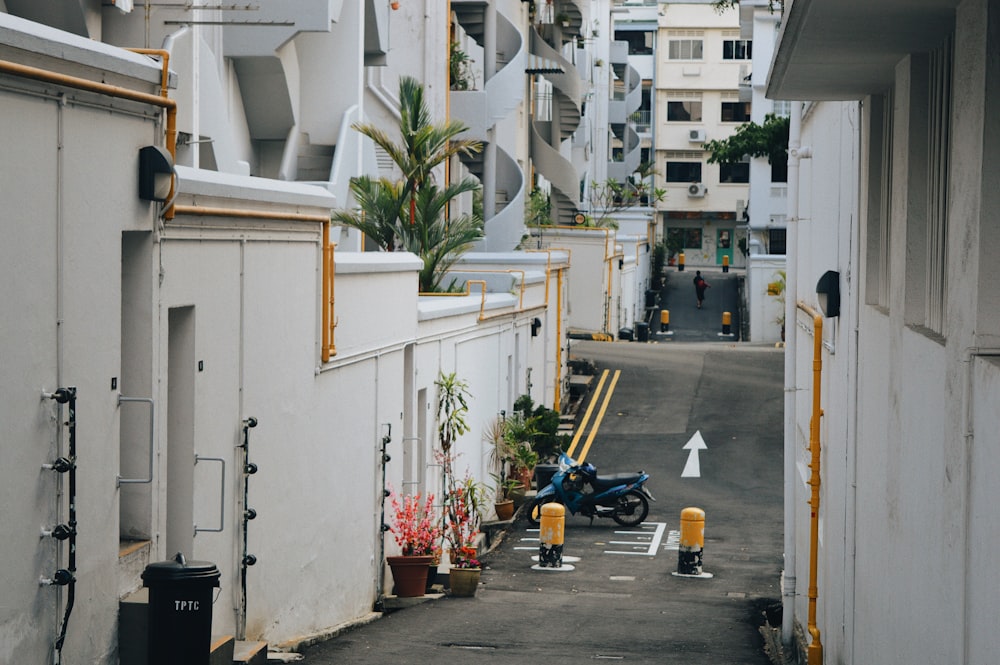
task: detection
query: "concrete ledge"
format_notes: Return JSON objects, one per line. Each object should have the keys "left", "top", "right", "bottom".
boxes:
{"left": 381, "top": 593, "right": 445, "bottom": 611}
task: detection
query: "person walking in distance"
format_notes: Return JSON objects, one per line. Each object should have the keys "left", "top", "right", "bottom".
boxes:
{"left": 693, "top": 270, "right": 710, "bottom": 309}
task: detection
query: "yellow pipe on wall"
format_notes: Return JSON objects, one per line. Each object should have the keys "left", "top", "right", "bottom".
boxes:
{"left": 0, "top": 57, "right": 179, "bottom": 217}
{"left": 797, "top": 301, "right": 824, "bottom": 665}
{"left": 170, "top": 205, "right": 336, "bottom": 361}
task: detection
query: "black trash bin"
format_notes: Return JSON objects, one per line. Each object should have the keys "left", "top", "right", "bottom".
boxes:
{"left": 534, "top": 463, "right": 560, "bottom": 491}
{"left": 635, "top": 322, "right": 649, "bottom": 342}
{"left": 142, "top": 552, "right": 220, "bottom": 665}
{"left": 618, "top": 327, "right": 633, "bottom": 341}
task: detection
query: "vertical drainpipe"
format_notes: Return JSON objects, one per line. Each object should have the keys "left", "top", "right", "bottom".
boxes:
{"left": 799, "top": 304, "right": 824, "bottom": 665}
{"left": 781, "top": 101, "right": 803, "bottom": 648}
{"left": 555, "top": 265, "right": 564, "bottom": 411}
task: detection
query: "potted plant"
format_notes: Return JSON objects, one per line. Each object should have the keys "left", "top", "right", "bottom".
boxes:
{"left": 511, "top": 441, "right": 539, "bottom": 493}
{"left": 556, "top": 12, "right": 570, "bottom": 27}
{"left": 490, "top": 472, "right": 522, "bottom": 521}
{"left": 444, "top": 473, "right": 485, "bottom": 597}
{"left": 386, "top": 489, "right": 441, "bottom": 597}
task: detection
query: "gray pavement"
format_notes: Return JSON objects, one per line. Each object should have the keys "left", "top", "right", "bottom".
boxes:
{"left": 298, "top": 336, "right": 786, "bottom": 665}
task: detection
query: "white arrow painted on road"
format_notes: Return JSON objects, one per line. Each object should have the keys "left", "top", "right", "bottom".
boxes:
{"left": 681, "top": 430, "right": 708, "bottom": 477}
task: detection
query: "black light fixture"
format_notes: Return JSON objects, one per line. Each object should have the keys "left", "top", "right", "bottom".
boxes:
{"left": 816, "top": 270, "right": 840, "bottom": 318}
{"left": 531, "top": 317, "right": 542, "bottom": 337}
{"left": 138, "top": 145, "right": 174, "bottom": 202}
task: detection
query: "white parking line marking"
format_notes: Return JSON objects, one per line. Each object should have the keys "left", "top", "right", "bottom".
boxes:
{"left": 603, "top": 522, "right": 667, "bottom": 556}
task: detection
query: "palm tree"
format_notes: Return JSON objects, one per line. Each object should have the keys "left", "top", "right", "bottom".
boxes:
{"left": 352, "top": 76, "right": 481, "bottom": 226}
{"left": 400, "top": 180, "right": 483, "bottom": 292}
{"left": 330, "top": 176, "right": 407, "bottom": 251}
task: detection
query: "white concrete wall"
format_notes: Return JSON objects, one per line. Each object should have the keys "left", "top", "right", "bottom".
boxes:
{"left": 0, "top": 5, "right": 648, "bottom": 662}
{"left": 0, "top": 21, "right": 172, "bottom": 663}
{"left": 782, "top": 1, "right": 1000, "bottom": 662}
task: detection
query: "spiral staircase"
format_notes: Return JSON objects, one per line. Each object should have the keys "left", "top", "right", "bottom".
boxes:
{"left": 450, "top": 0, "right": 528, "bottom": 251}
{"left": 528, "top": 4, "right": 585, "bottom": 226}
{"left": 608, "top": 40, "right": 642, "bottom": 183}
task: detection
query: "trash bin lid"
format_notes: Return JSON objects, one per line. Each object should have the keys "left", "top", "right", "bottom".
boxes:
{"left": 142, "top": 552, "right": 220, "bottom": 585}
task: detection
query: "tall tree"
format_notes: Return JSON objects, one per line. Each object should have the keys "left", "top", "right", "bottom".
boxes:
{"left": 704, "top": 113, "right": 789, "bottom": 166}
{"left": 400, "top": 180, "right": 483, "bottom": 292}
{"left": 333, "top": 77, "right": 485, "bottom": 290}
{"left": 353, "top": 76, "right": 481, "bottom": 225}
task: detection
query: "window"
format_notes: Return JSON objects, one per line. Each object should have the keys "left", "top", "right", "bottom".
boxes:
{"left": 903, "top": 36, "right": 951, "bottom": 334}
{"left": 768, "top": 229, "right": 786, "bottom": 255}
{"left": 666, "top": 161, "right": 702, "bottom": 183}
{"left": 865, "top": 93, "right": 892, "bottom": 309}
{"left": 723, "top": 39, "right": 752, "bottom": 60}
{"left": 667, "top": 101, "right": 702, "bottom": 122}
{"left": 615, "top": 30, "right": 654, "bottom": 56}
{"left": 668, "top": 227, "right": 703, "bottom": 250}
{"left": 719, "top": 162, "right": 750, "bottom": 183}
{"left": 668, "top": 39, "right": 703, "bottom": 60}
{"left": 721, "top": 102, "right": 751, "bottom": 122}
{"left": 770, "top": 155, "right": 788, "bottom": 183}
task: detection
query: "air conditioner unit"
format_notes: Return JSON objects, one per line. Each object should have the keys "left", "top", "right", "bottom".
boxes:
{"left": 688, "top": 183, "right": 707, "bottom": 198}
{"left": 689, "top": 128, "right": 706, "bottom": 143}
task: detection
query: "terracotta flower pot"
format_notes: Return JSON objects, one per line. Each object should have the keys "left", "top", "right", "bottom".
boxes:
{"left": 449, "top": 567, "right": 481, "bottom": 597}
{"left": 495, "top": 499, "right": 515, "bottom": 521}
{"left": 387, "top": 555, "right": 432, "bottom": 597}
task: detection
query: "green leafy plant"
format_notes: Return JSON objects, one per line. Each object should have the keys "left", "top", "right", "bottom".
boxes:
{"left": 770, "top": 269, "right": 787, "bottom": 328}
{"left": 586, "top": 162, "right": 667, "bottom": 228}
{"left": 436, "top": 371, "right": 470, "bottom": 455}
{"left": 331, "top": 176, "right": 407, "bottom": 251}
{"left": 704, "top": 113, "right": 789, "bottom": 166}
{"left": 450, "top": 42, "right": 475, "bottom": 91}
{"left": 489, "top": 472, "right": 522, "bottom": 502}
{"left": 524, "top": 188, "right": 553, "bottom": 227}
{"left": 340, "top": 76, "right": 484, "bottom": 291}
{"left": 513, "top": 394, "right": 568, "bottom": 461}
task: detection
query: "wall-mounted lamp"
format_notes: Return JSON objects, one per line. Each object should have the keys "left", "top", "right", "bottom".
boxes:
{"left": 816, "top": 270, "right": 840, "bottom": 318}
{"left": 138, "top": 145, "right": 174, "bottom": 202}
{"left": 618, "top": 258, "right": 624, "bottom": 270}
{"left": 531, "top": 317, "right": 542, "bottom": 337}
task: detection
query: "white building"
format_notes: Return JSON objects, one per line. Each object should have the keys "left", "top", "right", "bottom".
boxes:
{"left": 739, "top": 0, "right": 787, "bottom": 343}
{"left": 767, "top": 0, "right": 1000, "bottom": 662}
{"left": 0, "top": 2, "right": 648, "bottom": 663}
{"left": 655, "top": 0, "right": 749, "bottom": 270}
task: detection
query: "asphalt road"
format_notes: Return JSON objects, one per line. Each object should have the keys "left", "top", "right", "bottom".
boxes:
{"left": 656, "top": 268, "right": 742, "bottom": 342}
{"left": 301, "top": 337, "right": 785, "bottom": 665}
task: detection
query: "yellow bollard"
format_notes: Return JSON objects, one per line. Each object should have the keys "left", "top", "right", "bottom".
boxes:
{"left": 660, "top": 309, "right": 670, "bottom": 332}
{"left": 722, "top": 255, "right": 730, "bottom": 273}
{"left": 677, "top": 507, "right": 705, "bottom": 576}
{"left": 538, "top": 503, "right": 566, "bottom": 568}
{"left": 678, "top": 252, "right": 685, "bottom": 271}
{"left": 722, "top": 311, "right": 732, "bottom": 336}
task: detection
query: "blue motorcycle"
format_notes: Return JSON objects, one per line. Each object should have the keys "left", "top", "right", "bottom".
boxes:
{"left": 527, "top": 452, "right": 654, "bottom": 527}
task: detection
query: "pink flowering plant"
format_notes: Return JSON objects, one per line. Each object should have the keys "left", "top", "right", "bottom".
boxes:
{"left": 388, "top": 488, "right": 441, "bottom": 557}
{"left": 444, "top": 472, "right": 485, "bottom": 568}
{"left": 451, "top": 546, "right": 480, "bottom": 569}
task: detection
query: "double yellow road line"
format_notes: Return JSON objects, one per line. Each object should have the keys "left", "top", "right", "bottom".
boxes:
{"left": 565, "top": 369, "right": 621, "bottom": 463}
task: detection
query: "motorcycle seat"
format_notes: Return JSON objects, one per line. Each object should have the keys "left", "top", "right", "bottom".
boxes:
{"left": 591, "top": 472, "right": 645, "bottom": 490}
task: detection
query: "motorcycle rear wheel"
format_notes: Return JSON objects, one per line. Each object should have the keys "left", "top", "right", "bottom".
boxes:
{"left": 611, "top": 490, "right": 649, "bottom": 526}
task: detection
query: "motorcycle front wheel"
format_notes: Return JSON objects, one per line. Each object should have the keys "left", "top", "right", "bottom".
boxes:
{"left": 611, "top": 490, "right": 649, "bottom": 526}
{"left": 526, "top": 495, "right": 557, "bottom": 527}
